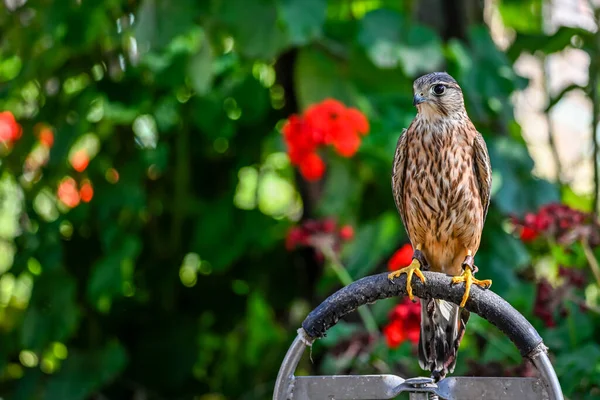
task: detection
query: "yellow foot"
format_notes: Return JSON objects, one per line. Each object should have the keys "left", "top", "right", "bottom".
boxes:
{"left": 388, "top": 259, "right": 426, "bottom": 301}
{"left": 451, "top": 266, "right": 492, "bottom": 307}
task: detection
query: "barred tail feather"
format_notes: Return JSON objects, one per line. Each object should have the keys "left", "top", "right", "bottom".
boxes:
{"left": 418, "top": 298, "right": 469, "bottom": 381}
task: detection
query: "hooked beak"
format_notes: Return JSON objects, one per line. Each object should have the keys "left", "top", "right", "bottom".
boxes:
{"left": 413, "top": 94, "right": 426, "bottom": 106}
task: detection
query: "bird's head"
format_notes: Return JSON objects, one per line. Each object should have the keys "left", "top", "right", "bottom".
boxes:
{"left": 412, "top": 72, "right": 465, "bottom": 120}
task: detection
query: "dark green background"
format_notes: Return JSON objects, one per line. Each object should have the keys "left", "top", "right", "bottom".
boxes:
{"left": 0, "top": 0, "right": 599, "bottom": 399}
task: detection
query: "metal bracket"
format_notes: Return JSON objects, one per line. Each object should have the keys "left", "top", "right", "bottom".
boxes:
{"left": 273, "top": 331, "right": 560, "bottom": 400}
{"left": 290, "top": 374, "right": 549, "bottom": 399}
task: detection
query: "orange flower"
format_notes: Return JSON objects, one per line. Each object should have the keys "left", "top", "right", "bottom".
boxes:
{"left": 71, "top": 150, "right": 89, "bottom": 172}
{"left": 0, "top": 111, "right": 22, "bottom": 144}
{"left": 57, "top": 177, "right": 80, "bottom": 208}
{"left": 38, "top": 127, "right": 54, "bottom": 148}
{"left": 388, "top": 244, "right": 413, "bottom": 271}
{"left": 79, "top": 180, "right": 94, "bottom": 203}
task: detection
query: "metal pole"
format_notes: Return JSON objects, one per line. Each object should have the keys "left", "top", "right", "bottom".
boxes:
{"left": 273, "top": 329, "right": 312, "bottom": 400}
{"left": 530, "top": 345, "right": 564, "bottom": 400}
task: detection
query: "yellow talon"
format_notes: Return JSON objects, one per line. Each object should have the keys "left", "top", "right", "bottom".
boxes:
{"left": 388, "top": 258, "right": 426, "bottom": 301}
{"left": 451, "top": 266, "right": 492, "bottom": 307}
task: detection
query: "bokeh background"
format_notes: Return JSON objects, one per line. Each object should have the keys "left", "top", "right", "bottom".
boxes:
{"left": 0, "top": 0, "right": 600, "bottom": 399}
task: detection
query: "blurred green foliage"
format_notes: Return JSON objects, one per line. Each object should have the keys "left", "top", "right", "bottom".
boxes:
{"left": 0, "top": 0, "right": 599, "bottom": 399}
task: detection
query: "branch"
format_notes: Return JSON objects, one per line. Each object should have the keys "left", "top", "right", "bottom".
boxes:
{"left": 542, "top": 57, "right": 565, "bottom": 184}
{"left": 544, "top": 83, "right": 586, "bottom": 113}
{"left": 581, "top": 239, "right": 600, "bottom": 287}
{"left": 590, "top": 6, "right": 600, "bottom": 216}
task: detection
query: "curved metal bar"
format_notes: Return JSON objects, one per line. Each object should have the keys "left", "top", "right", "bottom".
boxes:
{"left": 302, "top": 271, "right": 543, "bottom": 356}
{"left": 274, "top": 271, "right": 563, "bottom": 400}
{"left": 273, "top": 329, "right": 314, "bottom": 400}
{"left": 530, "top": 344, "right": 564, "bottom": 400}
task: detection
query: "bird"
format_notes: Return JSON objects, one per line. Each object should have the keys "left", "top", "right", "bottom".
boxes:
{"left": 388, "top": 71, "right": 492, "bottom": 381}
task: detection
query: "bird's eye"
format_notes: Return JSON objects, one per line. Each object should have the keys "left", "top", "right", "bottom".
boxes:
{"left": 432, "top": 84, "right": 445, "bottom": 95}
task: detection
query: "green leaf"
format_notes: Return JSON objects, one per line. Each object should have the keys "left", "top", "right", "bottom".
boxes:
{"left": 21, "top": 272, "right": 80, "bottom": 351}
{"left": 477, "top": 216, "right": 530, "bottom": 296}
{"left": 357, "top": 9, "right": 443, "bottom": 74}
{"left": 344, "top": 212, "right": 404, "bottom": 279}
{"left": 497, "top": 0, "right": 543, "bottom": 34}
{"left": 554, "top": 342, "right": 600, "bottom": 394}
{"left": 245, "top": 291, "right": 286, "bottom": 366}
{"left": 134, "top": 0, "right": 201, "bottom": 50}
{"left": 319, "top": 321, "right": 361, "bottom": 347}
{"left": 43, "top": 342, "right": 127, "bottom": 400}
{"left": 218, "top": 0, "right": 288, "bottom": 60}
{"left": 489, "top": 137, "right": 559, "bottom": 216}
{"left": 87, "top": 235, "right": 141, "bottom": 308}
{"left": 318, "top": 157, "right": 363, "bottom": 217}
{"left": 357, "top": 9, "right": 405, "bottom": 69}
{"left": 507, "top": 27, "right": 592, "bottom": 62}
{"left": 187, "top": 35, "right": 214, "bottom": 96}
{"left": 295, "top": 47, "right": 359, "bottom": 109}
{"left": 396, "top": 24, "right": 444, "bottom": 76}
{"left": 279, "top": 0, "right": 327, "bottom": 45}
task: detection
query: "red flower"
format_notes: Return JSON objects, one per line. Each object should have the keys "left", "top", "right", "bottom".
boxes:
{"left": 383, "top": 298, "right": 421, "bottom": 348}
{"left": 286, "top": 218, "right": 355, "bottom": 258}
{"left": 71, "top": 150, "right": 89, "bottom": 172}
{"left": 286, "top": 226, "right": 309, "bottom": 250}
{"left": 304, "top": 99, "right": 347, "bottom": 145}
{"left": 57, "top": 177, "right": 80, "bottom": 208}
{"left": 383, "top": 320, "right": 406, "bottom": 348}
{"left": 515, "top": 203, "right": 594, "bottom": 245}
{"left": 322, "top": 218, "right": 337, "bottom": 233}
{"left": 0, "top": 111, "right": 22, "bottom": 144}
{"left": 388, "top": 244, "right": 413, "bottom": 271}
{"left": 345, "top": 108, "right": 370, "bottom": 135}
{"left": 299, "top": 152, "right": 325, "bottom": 181}
{"left": 79, "top": 180, "right": 94, "bottom": 203}
{"left": 283, "top": 115, "right": 317, "bottom": 164}
{"left": 520, "top": 226, "right": 538, "bottom": 242}
{"left": 332, "top": 129, "right": 361, "bottom": 157}
{"left": 281, "top": 99, "right": 370, "bottom": 181}
{"left": 339, "top": 225, "right": 354, "bottom": 241}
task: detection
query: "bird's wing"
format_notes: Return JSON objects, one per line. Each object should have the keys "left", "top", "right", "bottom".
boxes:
{"left": 392, "top": 129, "right": 409, "bottom": 233}
{"left": 473, "top": 132, "right": 492, "bottom": 221}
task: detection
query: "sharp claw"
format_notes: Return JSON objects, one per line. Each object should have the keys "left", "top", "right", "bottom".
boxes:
{"left": 460, "top": 281, "right": 470, "bottom": 308}
{"left": 387, "top": 258, "right": 423, "bottom": 302}
{"left": 451, "top": 266, "right": 492, "bottom": 308}
{"left": 414, "top": 268, "right": 426, "bottom": 283}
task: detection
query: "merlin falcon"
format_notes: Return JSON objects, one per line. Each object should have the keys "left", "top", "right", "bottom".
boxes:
{"left": 389, "top": 72, "right": 492, "bottom": 381}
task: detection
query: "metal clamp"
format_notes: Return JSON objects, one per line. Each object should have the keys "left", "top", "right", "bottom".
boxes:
{"left": 397, "top": 377, "right": 438, "bottom": 400}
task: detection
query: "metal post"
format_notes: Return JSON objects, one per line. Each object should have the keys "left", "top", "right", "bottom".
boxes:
{"left": 529, "top": 345, "right": 564, "bottom": 400}
{"left": 408, "top": 393, "right": 429, "bottom": 400}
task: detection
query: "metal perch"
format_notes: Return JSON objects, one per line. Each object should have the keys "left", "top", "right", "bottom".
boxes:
{"left": 273, "top": 271, "right": 563, "bottom": 400}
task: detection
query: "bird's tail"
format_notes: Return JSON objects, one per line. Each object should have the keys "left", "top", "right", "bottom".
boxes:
{"left": 418, "top": 298, "right": 469, "bottom": 381}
